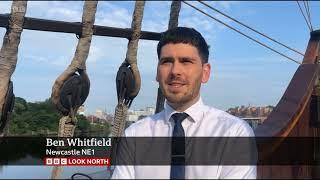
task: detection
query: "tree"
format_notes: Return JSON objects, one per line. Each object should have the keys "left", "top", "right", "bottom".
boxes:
{"left": 8, "top": 97, "right": 111, "bottom": 136}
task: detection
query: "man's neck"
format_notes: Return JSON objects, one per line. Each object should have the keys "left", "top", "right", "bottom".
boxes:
{"left": 167, "top": 95, "right": 200, "bottom": 112}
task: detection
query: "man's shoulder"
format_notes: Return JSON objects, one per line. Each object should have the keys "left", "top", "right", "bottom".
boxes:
{"left": 124, "top": 111, "right": 163, "bottom": 136}
{"left": 205, "top": 106, "right": 255, "bottom": 137}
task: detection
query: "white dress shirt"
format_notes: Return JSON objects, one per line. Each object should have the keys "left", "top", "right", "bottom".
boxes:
{"left": 112, "top": 97, "right": 256, "bottom": 179}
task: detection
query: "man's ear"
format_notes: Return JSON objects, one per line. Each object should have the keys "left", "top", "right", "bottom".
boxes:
{"left": 156, "top": 67, "right": 159, "bottom": 82}
{"left": 201, "top": 63, "right": 211, "bottom": 83}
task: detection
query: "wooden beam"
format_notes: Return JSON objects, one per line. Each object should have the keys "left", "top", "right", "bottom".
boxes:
{"left": 0, "top": 14, "right": 161, "bottom": 41}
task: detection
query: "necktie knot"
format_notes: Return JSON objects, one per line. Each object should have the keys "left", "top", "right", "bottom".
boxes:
{"left": 171, "top": 113, "right": 188, "bottom": 138}
{"left": 171, "top": 112, "right": 189, "bottom": 124}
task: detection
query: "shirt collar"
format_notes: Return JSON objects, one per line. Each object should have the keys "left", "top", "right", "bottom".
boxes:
{"left": 164, "top": 97, "right": 205, "bottom": 123}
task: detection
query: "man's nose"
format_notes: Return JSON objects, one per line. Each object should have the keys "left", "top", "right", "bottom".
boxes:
{"left": 170, "top": 61, "right": 183, "bottom": 75}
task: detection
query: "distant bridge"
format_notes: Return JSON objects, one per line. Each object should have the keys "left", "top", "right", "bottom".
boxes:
{"left": 242, "top": 117, "right": 267, "bottom": 120}
{"left": 241, "top": 117, "right": 267, "bottom": 129}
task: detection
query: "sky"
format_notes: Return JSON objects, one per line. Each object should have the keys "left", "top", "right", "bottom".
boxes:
{"left": 0, "top": 1, "right": 319, "bottom": 114}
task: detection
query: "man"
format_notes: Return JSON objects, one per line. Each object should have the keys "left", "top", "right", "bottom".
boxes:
{"left": 112, "top": 27, "right": 256, "bottom": 179}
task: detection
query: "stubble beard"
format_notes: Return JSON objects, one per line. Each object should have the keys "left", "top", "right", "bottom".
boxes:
{"left": 161, "top": 81, "right": 201, "bottom": 110}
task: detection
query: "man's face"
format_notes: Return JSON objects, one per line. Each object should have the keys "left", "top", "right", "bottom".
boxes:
{"left": 156, "top": 43, "right": 211, "bottom": 110}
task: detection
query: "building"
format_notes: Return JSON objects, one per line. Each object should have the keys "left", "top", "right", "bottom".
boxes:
{"left": 127, "top": 106, "right": 155, "bottom": 122}
{"left": 77, "top": 105, "right": 85, "bottom": 115}
{"left": 95, "top": 109, "right": 106, "bottom": 120}
{"left": 227, "top": 105, "right": 274, "bottom": 129}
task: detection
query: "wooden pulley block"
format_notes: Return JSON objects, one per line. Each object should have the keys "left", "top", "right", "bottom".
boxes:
{"left": 58, "top": 71, "right": 90, "bottom": 116}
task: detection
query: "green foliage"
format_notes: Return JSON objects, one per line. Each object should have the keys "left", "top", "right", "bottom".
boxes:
{"left": 7, "top": 97, "right": 110, "bottom": 136}
{"left": 75, "top": 115, "right": 91, "bottom": 136}
{"left": 74, "top": 115, "right": 111, "bottom": 137}
{"left": 266, "top": 105, "right": 274, "bottom": 109}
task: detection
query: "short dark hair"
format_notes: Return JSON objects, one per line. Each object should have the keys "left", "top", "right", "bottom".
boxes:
{"left": 157, "top": 27, "right": 209, "bottom": 64}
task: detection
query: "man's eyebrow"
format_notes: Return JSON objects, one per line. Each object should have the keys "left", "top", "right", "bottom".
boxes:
{"left": 178, "top": 57, "right": 196, "bottom": 61}
{"left": 159, "top": 57, "right": 174, "bottom": 61}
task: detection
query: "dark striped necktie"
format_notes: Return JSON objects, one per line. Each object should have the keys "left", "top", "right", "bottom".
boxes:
{"left": 170, "top": 113, "right": 188, "bottom": 179}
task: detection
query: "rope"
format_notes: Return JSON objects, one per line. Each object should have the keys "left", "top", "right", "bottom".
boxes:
{"left": 197, "top": 0, "right": 305, "bottom": 57}
{"left": 296, "top": 1, "right": 312, "bottom": 32}
{"left": 112, "top": 103, "right": 128, "bottom": 137}
{"left": 51, "top": 1, "right": 98, "bottom": 115}
{"left": 0, "top": 1, "right": 27, "bottom": 136}
{"left": 182, "top": 1, "right": 302, "bottom": 65}
{"left": 168, "top": 1, "right": 182, "bottom": 29}
{"left": 110, "top": 2, "right": 145, "bottom": 177}
{"left": 50, "top": 1, "right": 98, "bottom": 179}
{"left": 112, "top": 1, "right": 145, "bottom": 137}
{"left": 124, "top": 1, "right": 145, "bottom": 98}
{"left": 155, "top": 0, "right": 182, "bottom": 114}
{"left": 303, "top": 0, "right": 313, "bottom": 31}
{"left": 51, "top": 116, "right": 77, "bottom": 179}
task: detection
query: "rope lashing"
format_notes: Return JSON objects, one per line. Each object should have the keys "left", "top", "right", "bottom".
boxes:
{"left": 50, "top": 1, "right": 98, "bottom": 179}
{"left": 112, "top": 1, "right": 145, "bottom": 137}
{"left": 112, "top": 103, "right": 129, "bottom": 137}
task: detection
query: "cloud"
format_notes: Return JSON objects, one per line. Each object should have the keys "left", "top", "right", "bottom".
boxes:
{"left": 211, "top": 1, "right": 240, "bottom": 10}
{"left": 95, "top": 2, "right": 132, "bottom": 28}
{"left": 95, "top": 1, "right": 169, "bottom": 32}
{"left": 27, "top": 1, "right": 83, "bottom": 21}
{"left": 87, "top": 45, "right": 106, "bottom": 64}
{"left": 46, "top": 7, "right": 82, "bottom": 22}
{"left": 0, "top": 1, "right": 11, "bottom": 13}
{"left": 142, "top": 19, "right": 167, "bottom": 32}
{"left": 24, "top": 54, "right": 70, "bottom": 67}
{"left": 181, "top": 1, "right": 237, "bottom": 33}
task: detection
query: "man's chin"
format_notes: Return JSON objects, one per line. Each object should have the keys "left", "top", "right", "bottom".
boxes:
{"left": 165, "top": 95, "right": 185, "bottom": 105}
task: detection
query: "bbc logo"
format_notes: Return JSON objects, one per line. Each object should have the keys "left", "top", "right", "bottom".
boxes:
{"left": 61, "top": 158, "right": 67, "bottom": 165}
{"left": 45, "top": 158, "right": 67, "bottom": 166}
{"left": 53, "top": 158, "right": 60, "bottom": 165}
{"left": 46, "top": 158, "right": 53, "bottom": 165}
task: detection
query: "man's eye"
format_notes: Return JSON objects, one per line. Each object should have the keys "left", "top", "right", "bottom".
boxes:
{"left": 161, "top": 60, "right": 171, "bottom": 64}
{"left": 182, "top": 60, "right": 192, "bottom": 64}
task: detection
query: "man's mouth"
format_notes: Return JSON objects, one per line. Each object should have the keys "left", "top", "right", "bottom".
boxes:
{"left": 167, "top": 82, "right": 186, "bottom": 89}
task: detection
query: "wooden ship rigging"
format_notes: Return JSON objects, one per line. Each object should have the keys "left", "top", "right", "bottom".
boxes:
{"left": 0, "top": 1, "right": 319, "bottom": 179}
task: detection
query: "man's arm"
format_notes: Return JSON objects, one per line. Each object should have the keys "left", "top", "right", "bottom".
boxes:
{"left": 111, "top": 165, "right": 135, "bottom": 179}
{"left": 111, "top": 128, "right": 136, "bottom": 179}
{"left": 219, "top": 118, "right": 257, "bottom": 179}
{"left": 219, "top": 165, "right": 256, "bottom": 179}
